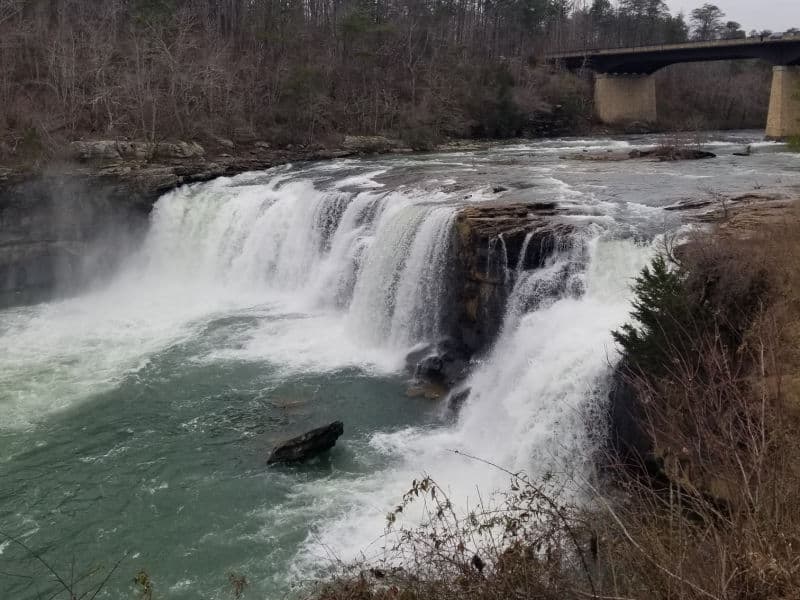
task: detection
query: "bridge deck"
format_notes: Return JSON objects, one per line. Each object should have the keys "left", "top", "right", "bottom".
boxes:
{"left": 547, "top": 37, "right": 800, "bottom": 73}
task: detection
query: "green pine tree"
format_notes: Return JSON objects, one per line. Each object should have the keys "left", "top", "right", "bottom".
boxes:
{"left": 613, "top": 255, "right": 698, "bottom": 375}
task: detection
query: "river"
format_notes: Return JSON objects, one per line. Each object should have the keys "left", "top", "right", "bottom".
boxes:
{"left": 1, "top": 131, "right": 798, "bottom": 598}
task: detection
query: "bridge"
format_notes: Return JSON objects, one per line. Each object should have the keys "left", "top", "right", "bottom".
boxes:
{"left": 546, "top": 38, "right": 800, "bottom": 138}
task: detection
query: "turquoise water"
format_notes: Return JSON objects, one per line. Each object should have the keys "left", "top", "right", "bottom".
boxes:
{"left": 1, "top": 307, "right": 442, "bottom": 598}
{"left": 2, "top": 132, "right": 799, "bottom": 599}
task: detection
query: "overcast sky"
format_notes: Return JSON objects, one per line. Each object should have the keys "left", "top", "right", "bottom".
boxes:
{"left": 665, "top": 0, "right": 800, "bottom": 32}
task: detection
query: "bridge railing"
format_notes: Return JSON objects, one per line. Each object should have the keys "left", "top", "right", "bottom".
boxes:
{"left": 546, "top": 34, "right": 800, "bottom": 58}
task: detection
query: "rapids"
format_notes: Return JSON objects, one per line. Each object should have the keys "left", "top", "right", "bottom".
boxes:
{"left": 1, "top": 131, "right": 799, "bottom": 598}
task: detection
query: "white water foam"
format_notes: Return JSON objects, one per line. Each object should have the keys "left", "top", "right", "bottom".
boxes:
{"left": 0, "top": 167, "right": 460, "bottom": 427}
{"left": 288, "top": 234, "right": 653, "bottom": 577}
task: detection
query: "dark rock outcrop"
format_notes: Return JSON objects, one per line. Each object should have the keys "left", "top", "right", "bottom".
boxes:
{"left": 447, "top": 387, "right": 471, "bottom": 412}
{"left": 267, "top": 421, "right": 344, "bottom": 464}
{"left": 607, "top": 362, "right": 662, "bottom": 477}
{"left": 406, "top": 338, "right": 470, "bottom": 387}
{"left": 452, "top": 202, "right": 575, "bottom": 355}
{"left": 564, "top": 147, "right": 715, "bottom": 162}
{"left": 628, "top": 147, "right": 716, "bottom": 161}
{"left": 732, "top": 145, "right": 752, "bottom": 157}
{"left": 0, "top": 173, "right": 150, "bottom": 295}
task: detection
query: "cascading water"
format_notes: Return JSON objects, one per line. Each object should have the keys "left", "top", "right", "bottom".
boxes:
{"left": 0, "top": 169, "right": 460, "bottom": 431}
{"left": 0, "top": 162, "right": 653, "bottom": 598}
{"left": 127, "top": 173, "right": 458, "bottom": 350}
{"left": 289, "top": 231, "right": 653, "bottom": 573}
{"left": 4, "top": 133, "right": 786, "bottom": 599}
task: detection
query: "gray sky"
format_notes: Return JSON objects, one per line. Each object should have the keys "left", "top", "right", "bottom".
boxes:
{"left": 665, "top": 0, "right": 800, "bottom": 32}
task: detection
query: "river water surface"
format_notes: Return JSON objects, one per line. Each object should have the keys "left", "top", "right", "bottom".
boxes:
{"left": 1, "top": 132, "right": 798, "bottom": 598}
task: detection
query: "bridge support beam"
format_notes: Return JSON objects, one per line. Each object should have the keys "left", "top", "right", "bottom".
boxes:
{"left": 594, "top": 73, "right": 657, "bottom": 125}
{"left": 766, "top": 66, "right": 800, "bottom": 140}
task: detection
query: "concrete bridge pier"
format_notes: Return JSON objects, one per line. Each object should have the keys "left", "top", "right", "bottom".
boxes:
{"left": 766, "top": 66, "right": 800, "bottom": 140}
{"left": 594, "top": 73, "right": 657, "bottom": 125}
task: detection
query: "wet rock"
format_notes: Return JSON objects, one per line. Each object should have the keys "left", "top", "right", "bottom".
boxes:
{"left": 0, "top": 174, "right": 149, "bottom": 295}
{"left": 663, "top": 192, "right": 785, "bottom": 215}
{"left": 733, "top": 145, "right": 752, "bottom": 157}
{"left": 406, "top": 383, "right": 449, "bottom": 400}
{"left": 267, "top": 421, "right": 344, "bottom": 464}
{"left": 405, "top": 338, "right": 470, "bottom": 387}
{"left": 447, "top": 387, "right": 471, "bottom": 412}
{"left": 629, "top": 147, "right": 715, "bottom": 161}
{"left": 663, "top": 198, "right": 715, "bottom": 212}
{"left": 492, "top": 185, "right": 508, "bottom": 193}
{"left": 404, "top": 342, "right": 436, "bottom": 371}
{"left": 452, "top": 203, "right": 575, "bottom": 355}
{"left": 417, "top": 354, "right": 445, "bottom": 380}
{"left": 566, "top": 147, "right": 715, "bottom": 162}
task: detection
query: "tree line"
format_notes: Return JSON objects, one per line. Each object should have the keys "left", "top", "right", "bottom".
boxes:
{"left": 0, "top": 0, "right": 777, "bottom": 157}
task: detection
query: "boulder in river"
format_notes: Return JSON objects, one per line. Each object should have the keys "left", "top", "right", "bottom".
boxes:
{"left": 267, "top": 421, "right": 344, "bottom": 464}
{"left": 564, "top": 146, "right": 715, "bottom": 162}
{"left": 405, "top": 338, "right": 471, "bottom": 387}
{"left": 628, "top": 146, "right": 716, "bottom": 161}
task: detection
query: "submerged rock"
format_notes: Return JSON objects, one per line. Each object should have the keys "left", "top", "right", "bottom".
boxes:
{"left": 404, "top": 342, "right": 437, "bottom": 371}
{"left": 733, "top": 145, "right": 752, "bottom": 157}
{"left": 267, "top": 421, "right": 344, "bottom": 464}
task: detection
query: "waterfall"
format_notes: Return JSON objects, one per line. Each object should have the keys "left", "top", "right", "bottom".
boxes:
{"left": 2, "top": 134, "right": 792, "bottom": 600}
{"left": 292, "top": 233, "right": 654, "bottom": 571}
{"left": 125, "top": 173, "right": 459, "bottom": 352}
{"left": 0, "top": 169, "right": 461, "bottom": 427}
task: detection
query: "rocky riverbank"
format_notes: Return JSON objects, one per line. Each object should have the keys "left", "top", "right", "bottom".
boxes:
{"left": 608, "top": 194, "right": 800, "bottom": 504}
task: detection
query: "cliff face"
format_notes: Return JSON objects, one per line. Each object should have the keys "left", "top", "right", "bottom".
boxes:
{"left": 450, "top": 202, "right": 575, "bottom": 356}
{"left": 0, "top": 174, "right": 150, "bottom": 295}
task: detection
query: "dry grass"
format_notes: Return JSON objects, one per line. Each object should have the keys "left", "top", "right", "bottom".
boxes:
{"left": 308, "top": 202, "right": 800, "bottom": 600}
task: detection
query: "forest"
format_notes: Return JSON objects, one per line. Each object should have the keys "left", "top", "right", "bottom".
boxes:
{"left": 0, "top": 0, "right": 777, "bottom": 157}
